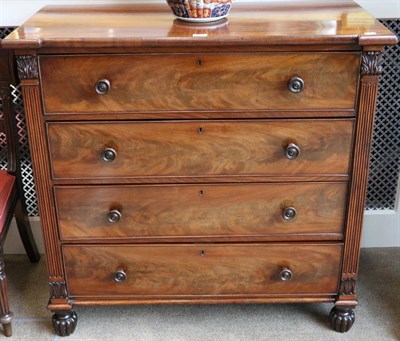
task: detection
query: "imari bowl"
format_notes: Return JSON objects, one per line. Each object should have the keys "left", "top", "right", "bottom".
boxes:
{"left": 166, "top": 0, "right": 234, "bottom": 23}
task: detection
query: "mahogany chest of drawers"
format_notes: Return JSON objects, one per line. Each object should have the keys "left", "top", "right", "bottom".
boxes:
{"left": 2, "top": 1, "right": 397, "bottom": 336}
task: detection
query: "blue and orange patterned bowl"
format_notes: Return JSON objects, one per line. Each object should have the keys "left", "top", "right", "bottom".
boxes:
{"left": 166, "top": 0, "right": 234, "bottom": 22}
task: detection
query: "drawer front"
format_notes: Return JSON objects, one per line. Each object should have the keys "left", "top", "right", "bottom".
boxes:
{"left": 56, "top": 183, "right": 347, "bottom": 240}
{"left": 63, "top": 244, "right": 342, "bottom": 296}
{"left": 40, "top": 53, "right": 359, "bottom": 113}
{"left": 48, "top": 120, "right": 354, "bottom": 179}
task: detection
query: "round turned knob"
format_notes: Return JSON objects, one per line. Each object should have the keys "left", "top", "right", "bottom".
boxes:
{"left": 101, "top": 148, "right": 117, "bottom": 162}
{"left": 113, "top": 269, "right": 126, "bottom": 283}
{"left": 284, "top": 143, "right": 300, "bottom": 160}
{"left": 280, "top": 268, "right": 292, "bottom": 281}
{"left": 95, "top": 79, "right": 111, "bottom": 95}
{"left": 282, "top": 206, "right": 297, "bottom": 220}
{"left": 288, "top": 76, "right": 304, "bottom": 93}
{"left": 107, "top": 209, "right": 122, "bottom": 223}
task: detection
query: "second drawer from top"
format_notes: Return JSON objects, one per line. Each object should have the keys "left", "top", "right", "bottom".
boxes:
{"left": 47, "top": 119, "right": 354, "bottom": 179}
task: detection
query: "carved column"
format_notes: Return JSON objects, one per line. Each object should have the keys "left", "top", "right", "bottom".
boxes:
{"left": 330, "top": 50, "right": 384, "bottom": 331}
{"left": 342, "top": 50, "right": 383, "bottom": 296}
{"left": 16, "top": 54, "right": 71, "bottom": 312}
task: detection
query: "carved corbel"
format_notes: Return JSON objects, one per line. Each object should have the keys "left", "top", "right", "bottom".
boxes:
{"left": 361, "top": 51, "right": 383, "bottom": 76}
{"left": 16, "top": 55, "right": 39, "bottom": 80}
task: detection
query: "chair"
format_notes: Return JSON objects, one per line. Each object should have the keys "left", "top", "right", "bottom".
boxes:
{"left": 0, "top": 48, "right": 40, "bottom": 337}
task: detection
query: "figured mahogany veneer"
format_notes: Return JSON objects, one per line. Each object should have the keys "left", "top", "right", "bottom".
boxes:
{"left": 63, "top": 244, "right": 342, "bottom": 297}
{"left": 55, "top": 182, "right": 347, "bottom": 241}
{"left": 3, "top": 0, "right": 397, "bottom": 336}
{"left": 40, "top": 53, "right": 360, "bottom": 113}
{"left": 47, "top": 120, "right": 354, "bottom": 179}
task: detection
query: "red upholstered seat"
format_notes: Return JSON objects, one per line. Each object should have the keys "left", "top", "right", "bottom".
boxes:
{"left": 0, "top": 170, "right": 16, "bottom": 232}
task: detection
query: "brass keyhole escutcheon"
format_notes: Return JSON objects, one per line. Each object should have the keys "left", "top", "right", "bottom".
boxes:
{"left": 200, "top": 250, "right": 206, "bottom": 256}
{"left": 199, "top": 189, "right": 205, "bottom": 197}
{"left": 198, "top": 127, "right": 204, "bottom": 134}
{"left": 198, "top": 59, "right": 203, "bottom": 68}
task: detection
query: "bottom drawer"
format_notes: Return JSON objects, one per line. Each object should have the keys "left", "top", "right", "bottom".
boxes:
{"left": 63, "top": 244, "right": 342, "bottom": 297}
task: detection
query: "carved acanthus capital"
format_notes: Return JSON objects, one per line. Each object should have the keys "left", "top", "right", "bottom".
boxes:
{"left": 361, "top": 51, "right": 383, "bottom": 76}
{"left": 340, "top": 278, "right": 356, "bottom": 295}
{"left": 49, "top": 281, "right": 68, "bottom": 299}
{"left": 16, "top": 55, "right": 39, "bottom": 80}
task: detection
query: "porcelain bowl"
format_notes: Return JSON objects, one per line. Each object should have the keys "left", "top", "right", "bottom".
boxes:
{"left": 166, "top": 0, "right": 234, "bottom": 22}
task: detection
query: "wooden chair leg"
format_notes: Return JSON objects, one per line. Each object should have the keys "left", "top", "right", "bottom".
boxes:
{"left": 0, "top": 245, "right": 13, "bottom": 337}
{"left": 14, "top": 198, "right": 40, "bottom": 263}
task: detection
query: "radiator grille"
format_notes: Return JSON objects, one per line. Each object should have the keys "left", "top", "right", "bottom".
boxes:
{"left": 366, "top": 20, "right": 400, "bottom": 210}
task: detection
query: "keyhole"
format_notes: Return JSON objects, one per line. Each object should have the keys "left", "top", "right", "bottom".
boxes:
{"left": 198, "top": 127, "right": 204, "bottom": 134}
{"left": 200, "top": 250, "right": 206, "bottom": 256}
{"left": 198, "top": 59, "right": 203, "bottom": 68}
{"left": 199, "top": 189, "right": 205, "bottom": 197}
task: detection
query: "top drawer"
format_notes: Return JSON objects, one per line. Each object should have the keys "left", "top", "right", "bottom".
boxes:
{"left": 39, "top": 53, "right": 360, "bottom": 114}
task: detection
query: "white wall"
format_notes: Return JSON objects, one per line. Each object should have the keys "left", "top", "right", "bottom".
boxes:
{"left": 1, "top": 0, "right": 399, "bottom": 26}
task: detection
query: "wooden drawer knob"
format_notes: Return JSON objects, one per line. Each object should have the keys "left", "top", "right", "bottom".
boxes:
{"left": 288, "top": 76, "right": 304, "bottom": 93}
{"left": 282, "top": 206, "right": 297, "bottom": 220}
{"left": 113, "top": 269, "right": 126, "bottom": 283}
{"left": 95, "top": 79, "right": 111, "bottom": 95}
{"left": 100, "top": 147, "right": 117, "bottom": 162}
{"left": 279, "top": 268, "right": 292, "bottom": 281}
{"left": 284, "top": 143, "right": 300, "bottom": 160}
{"left": 107, "top": 209, "right": 122, "bottom": 223}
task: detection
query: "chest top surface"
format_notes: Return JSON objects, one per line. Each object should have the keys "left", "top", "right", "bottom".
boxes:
{"left": 1, "top": 0, "right": 397, "bottom": 50}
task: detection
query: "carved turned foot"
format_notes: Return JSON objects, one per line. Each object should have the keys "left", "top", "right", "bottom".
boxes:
{"left": 329, "top": 306, "right": 355, "bottom": 333}
{"left": 52, "top": 311, "right": 78, "bottom": 337}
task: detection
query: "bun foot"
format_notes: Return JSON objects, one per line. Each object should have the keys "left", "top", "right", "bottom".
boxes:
{"left": 329, "top": 306, "right": 355, "bottom": 333}
{"left": 52, "top": 311, "right": 78, "bottom": 336}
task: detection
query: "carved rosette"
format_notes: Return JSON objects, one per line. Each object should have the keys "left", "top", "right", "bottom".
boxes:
{"left": 52, "top": 311, "right": 78, "bottom": 337}
{"left": 361, "top": 51, "right": 383, "bottom": 76}
{"left": 329, "top": 306, "right": 355, "bottom": 333}
{"left": 49, "top": 281, "right": 68, "bottom": 299}
{"left": 340, "top": 278, "right": 356, "bottom": 295}
{"left": 16, "top": 55, "right": 39, "bottom": 80}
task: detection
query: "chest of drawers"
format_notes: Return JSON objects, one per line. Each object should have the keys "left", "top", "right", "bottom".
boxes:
{"left": 2, "top": 1, "right": 397, "bottom": 336}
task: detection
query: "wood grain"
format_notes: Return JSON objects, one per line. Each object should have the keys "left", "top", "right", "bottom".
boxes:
{"left": 0, "top": 50, "right": 14, "bottom": 83}
{"left": 341, "top": 72, "right": 380, "bottom": 296}
{"left": 72, "top": 296, "right": 336, "bottom": 306}
{"left": 3, "top": 2, "right": 397, "bottom": 334}
{"left": 51, "top": 175, "right": 349, "bottom": 185}
{"left": 47, "top": 119, "right": 354, "bottom": 179}
{"left": 0, "top": 245, "right": 13, "bottom": 337}
{"left": 19, "top": 80, "right": 64, "bottom": 280}
{"left": 42, "top": 110, "right": 356, "bottom": 120}
{"left": 40, "top": 53, "right": 360, "bottom": 113}
{"left": 63, "top": 243, "right": 342, "bottom": 296}
{"left": 55, "top": 182, "right": 347, "bottom": 240}
{"left": 2, "top": 2, "right": 397, "bottom": 50}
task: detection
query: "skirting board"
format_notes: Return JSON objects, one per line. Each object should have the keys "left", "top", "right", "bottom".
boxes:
{"left": 361, "top": 210, "right": 400, "bottom": 247}
{"left": 3, "top": 217, "right": 45, "bottom": 255}
{"left": 3, "top": 214, "right": 399, "bottom": 254}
